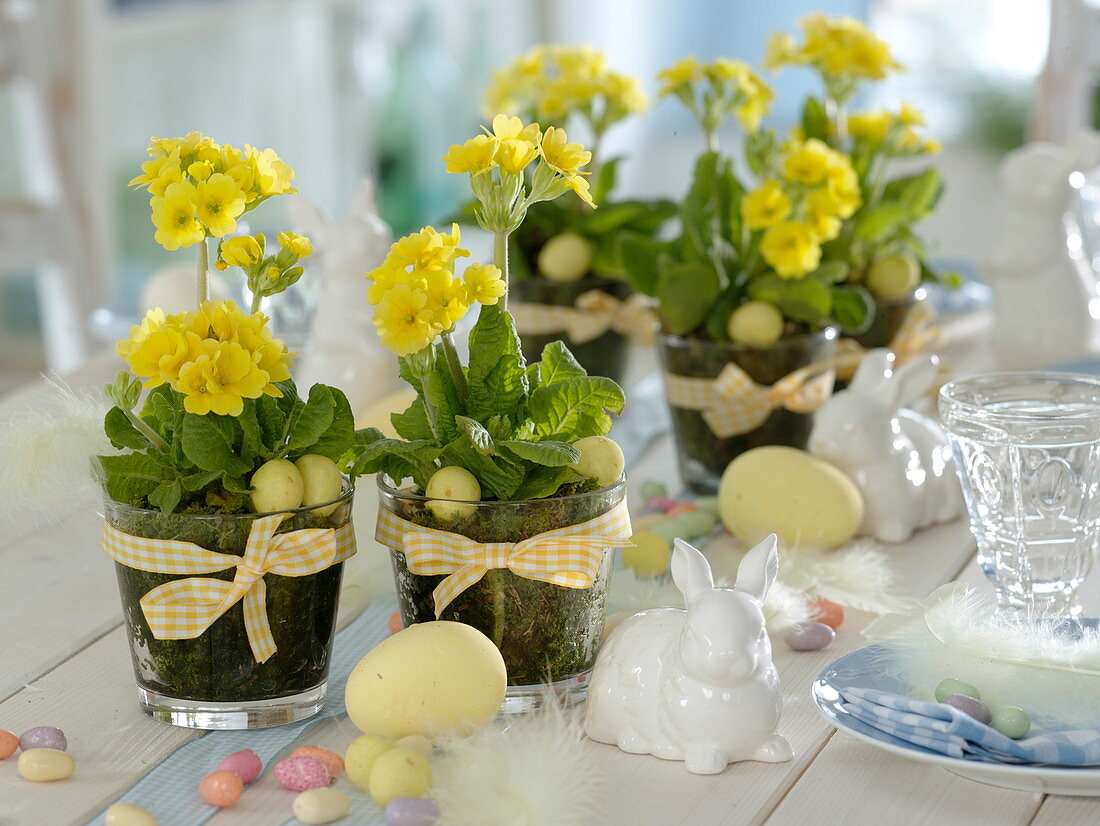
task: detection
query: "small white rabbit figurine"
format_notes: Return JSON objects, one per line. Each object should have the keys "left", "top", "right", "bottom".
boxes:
{"left": 585, "top": 535, "right": 792, "bottom": 774}
{"left": 808, "top": 349, "right": 963, "bottom": 543}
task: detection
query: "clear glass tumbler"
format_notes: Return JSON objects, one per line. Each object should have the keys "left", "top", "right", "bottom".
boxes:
{"left": 940, "top": 372, "right": 1100, "bottom": 614}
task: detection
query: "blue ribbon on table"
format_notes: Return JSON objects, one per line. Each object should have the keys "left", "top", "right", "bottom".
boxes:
{"left": 840, "top": 687, "right": 1100, "bottom": 766}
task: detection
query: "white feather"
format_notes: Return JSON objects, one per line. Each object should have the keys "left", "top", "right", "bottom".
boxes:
{"left": 432, "top": 698, "right": 604, "bottom": 826}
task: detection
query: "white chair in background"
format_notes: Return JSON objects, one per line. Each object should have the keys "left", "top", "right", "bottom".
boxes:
{"left": 0, "top": 0, "right": 109, "bottom": 373}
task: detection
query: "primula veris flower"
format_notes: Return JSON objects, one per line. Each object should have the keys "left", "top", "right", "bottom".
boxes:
{"left": 898, "top": 101, "right": 925, "bottom": 127}
{"left": 566, "top": 174, "right": 597, "bottom": 209}
{"left": 741, "top": 180, "right": 791, "bottom": 230}
{"left": 488, "top": 114, "right": 542, "bottom": 147}
{"left": 150, "top": 181, "right": 205, "bottom": 251}
{"left": 761, "top": 221, "right": 822, "bottom": 279}
{"left": 781, "top": 139, "right": 833, "bottom": 186}
{"left": 425, "top": 270, "right": 471, "bottom": 330}
{"left": 366, "top": 263, "right": 408, "bottom": 305}
{"left": 657, "top": 56, "right": 702, "bottom": 97}
{"left": 116, "top": 310, "right": 203, "bottom": 389}
{"left": 175, "top": 340, "right": 269, "bottom": 417}
{"left": 387, "top": 225, "right": 469, "bottom": 273}
{"left": 848, "top": 110, "right": 891, "bottom": 142}
{"left": 496, "top": 138, "right": 540, "bottom": 174}
{"left": 193, "top": 173, "right": 247, "bottom": 238}
{"left": 462, "top": 263, "right": 506, "bottom": 306}
{"left": 763, "top": 32, "right": 801, "bottom": 70}
{"left": 540, "top": 127, "right": 592, "bottom": 177}
{"left": 804, "top": 189, "right": 844, "bottom": 241}
{"left": 278, "top": 231, "right": 313, "bottom": 259}
{"left": 246, "top": 145, "right": 296, "bottom": 196}
{"left": 217, "top": 234, "right": 264, "bottom": 270}
{"left": 373, "top": 283, "right": 438, "bottom": 356}
{"left": 443, "top": 135, "right": 498, "bottom": 175}
{"left": 823, "top": 165, "right": 862, "bottom": 218}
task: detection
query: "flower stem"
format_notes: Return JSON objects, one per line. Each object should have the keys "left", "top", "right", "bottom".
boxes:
{"left": 197, "top": 239, "right": 210, "bottom": 308}
{"left": 125, "top": 409, "right": 170, "bottom": 453}
{"left": 440, "top": 330, "right": 468, "bottom": 403}
{"left": 493, "top": 230, "right": 510, "bottom": 311}
{"left": 250, "top": 290, "right": 263, "bottom": 315}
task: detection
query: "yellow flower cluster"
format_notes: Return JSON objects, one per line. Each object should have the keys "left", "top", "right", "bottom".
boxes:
{"left": 443, "top": 115, "right": 596, "bottom": 209}
{"left": 367, "top": 225, "right": 506, "bottom": 356}
{"left": 129, "top": 132, "right": 296, "bottom": 251}
{"left": 848, "top": 103, "right": 940, "bottom": 155}
{"left": 741, "top": 139, "right": 861, "bottom": 280}
{"left": 764, "top": 14, "right": 901, "bottom": 89}
{"left": 116, "top": 300, "right": 293, "bottom": 416}
{"left": 657, "top": 56, "right": 773, "bottom": 133}
{"left": 485, "top": 45, "right": 647, "bottom": 130}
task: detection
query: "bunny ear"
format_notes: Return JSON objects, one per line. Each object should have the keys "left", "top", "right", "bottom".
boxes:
{"left": 348, "top": 179, "right": 380, "bottom": 216}
{"left": 287, "top": 194, "right": 330, "bottom": 240}
{"left": 848, "top": 349, "right": 894, "bottom": 395}
{"left": 671, "top": 538, "right": 714, "bottom": 604}
{"left": 735, "top": 534, "right": 779, "bottom": 602}
{"left": 886, "top": 354, "right": 939, "bottom": 409}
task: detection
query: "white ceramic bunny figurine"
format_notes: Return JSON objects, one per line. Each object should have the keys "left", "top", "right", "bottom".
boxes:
{"left": 585, "top": 535, "right": 792, "bottom": 774}
{"left": 808, "top": 349, "right": 963, "bottom": 543}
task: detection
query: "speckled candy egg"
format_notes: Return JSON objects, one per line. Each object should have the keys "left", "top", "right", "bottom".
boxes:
{"left": 0, "top": 730, "right": 17, "bottom": 759}
{"left": 292, "top": 746, "right": 343, "bottom": 780}
{"left": 199, "top": 770, "right": 243, "bottom": 807}
{"left": 105, "top": 802, "right": 159, "bottom": 826}
{"left": 785, "top": 621, "right": 836, "bottom": 651}
{"left": 20, "top": 725, "right": 67, "bottom": 752}
{"left": 274, "top": 755, "right": 331, "bottom": 791}
{"left": 386, "top": 796, "right": 440, "bottom": 826}
{"left": 217, "top": 749, "right": 262, "bottom": 784}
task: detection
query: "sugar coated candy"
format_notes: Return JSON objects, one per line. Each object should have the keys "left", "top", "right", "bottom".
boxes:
{"left": 20, "top": 725, "right": 66, "bottom": 752}
{"left": 199, "top": 770, "right": 243, "bottom": 807}
{"left": 274, "top": 755, "right": 331, "bottom": 791}
{"left": 293, "top": 745, "right": 343, "bottom": 780}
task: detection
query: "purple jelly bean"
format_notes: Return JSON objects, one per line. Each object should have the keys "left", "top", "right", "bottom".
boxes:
{"left": 785, "top": 621, "right": 836, "bottom": 651}
{"left": 385, "top": 797, "right": 440, "bottom": 826}
{"left": 945, "top": 693, "right": 993, "bottom": 725}
{"left": 19, "top": 726, "right": 66, "bottom": 753}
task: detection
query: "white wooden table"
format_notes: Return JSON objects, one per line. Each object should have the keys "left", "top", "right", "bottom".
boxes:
{"left": 3, "top": 315, "right": 1100, "bottom": 826}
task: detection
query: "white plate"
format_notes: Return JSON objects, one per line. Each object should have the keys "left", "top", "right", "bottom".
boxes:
{"left": 813, "top": 643, "right": 1100, "bottom": 796}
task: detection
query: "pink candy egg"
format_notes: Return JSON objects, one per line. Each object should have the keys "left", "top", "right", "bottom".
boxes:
{"left": 217, "top": 748, "right": 262, "bottom": 784}
{"left": 292, "top": 746, "right": 343, "bottom": 780}
{"left": 199, "top": 770, "right": 243, "bottom": 807}
{"left": 0, "top": 730, "right": 17, "bottom": 760}
{"left": 666, "top": 502, "right": 697, "bottom": 517}
{"left": 646, "top": 497, "right": 679, "bottom": 513}
{"left": 274, "top": 755, "right": 331, "bottom": 791}
{"left": 387, "top": 610, "right": 404, "bottom": 635}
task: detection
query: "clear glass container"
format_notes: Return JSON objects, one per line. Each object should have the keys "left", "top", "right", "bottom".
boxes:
{"left": 657, "top": 329, "right": 839, "bottom": 493}
{"left": 377, "top": 477, "right": 625, "bottom": 712}
{"left": 103, "top": 485, "right": 353, "bottom": 729}
{"left": 940, "top": 373, "right": 1100, "bottom": 614}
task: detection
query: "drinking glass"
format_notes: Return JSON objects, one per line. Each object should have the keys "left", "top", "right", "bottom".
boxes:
{"left": 940, "top": 372, "right": 1100, "bottom": 614}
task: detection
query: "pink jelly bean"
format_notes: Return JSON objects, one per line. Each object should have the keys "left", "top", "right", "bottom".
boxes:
{"left": 274, "top": 755, "right": 331, "bottom": 791}
{"left": 387, "top": 610, "right": 404, "bottom": 635}
{"left": 646, "top": 497, "right": 679, "bottom": 513}
{"left": 217, "top": 748, "right": 262, "bottom": 784}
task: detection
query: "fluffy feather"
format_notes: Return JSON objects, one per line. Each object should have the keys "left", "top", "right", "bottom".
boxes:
{"left": 864, "top": 583, "right": 1100, "bottom": 728}
{"left": 0, "top": 376, "right": 113, "bottom": 520}
{"left": 432, "top": 697, "right": 604, "bottom": 826}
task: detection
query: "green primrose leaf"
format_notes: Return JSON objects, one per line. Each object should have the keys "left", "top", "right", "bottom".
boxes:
{"left": 831, "top": 284, "right": 875, "bottom": 333}
{"left": 527, "top": 375, "right": 625, "bottom": 441}
{"left": 500, "top": 439, "right": 580, "bottom": 467}
{"left": 617, "top": 233, "right": 664, "bottom": 296}
{"left": 308, "top": 386, "right": 355, "bottom": 462}
{"left": 657, "top": 261, "right": 722, "bottom": 335}
{"left": 441, "top": 434, "right": 524, "bottom": 499}
{"left": 255, "top": 395, "right": 286, "bottom": 447}
{"left": 802, "top": 96, "right": 829, "bottom": 142}
{"left": 854, "top": 202, "right": 910, "bottom": 243}
{"left": 391, "top": 397, "right": 435, "bottom": 442}
{"left": 512, "top": 464, "right": 586, "bottom": 500}
{"left": 287, "top": 384, "right": 336, "bottom": 452}
{"left": 104, "top": 407, "right": 153, "bottom": 451}
{"left": 537, "top": 341, "right": 586, "bottom": 386}
{"left": 147, "top": 479, "right": 183, "bottom": 514}
{"left": 456, "top": 416, "right": 499, "bottom": 455}
{"left": 98, "top": 452, "right": 170, "bottom": 505}
{"left": 181, "top": 414, "right": 251, "bottom": 476}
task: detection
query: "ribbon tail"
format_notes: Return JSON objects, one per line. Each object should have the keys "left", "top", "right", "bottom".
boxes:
{"left": 242, "top": 578, "right": 277, "bottom": 663}
{"left": 432, "top": 566, "right": 489, "bottom": 619}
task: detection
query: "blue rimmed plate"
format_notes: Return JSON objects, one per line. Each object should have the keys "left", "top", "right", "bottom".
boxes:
{"left": 813, "top": 642, "right": 1100, "bottom": 795}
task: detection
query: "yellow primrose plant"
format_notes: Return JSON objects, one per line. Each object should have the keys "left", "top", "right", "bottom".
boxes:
{"left": 103, "top": 133, "right": 361, "bottom": 514}
{"left": 353, "top": 115, "right": 627, "bottom": 501}
{"left": 477, "top": 45, "right": 675, "bottom": 285}
{"left": 623, "top": 15, "right": 950, "bottom": 345}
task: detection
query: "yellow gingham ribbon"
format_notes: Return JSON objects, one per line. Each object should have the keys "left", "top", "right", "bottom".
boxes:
{"left": 101, "top": 516, "right": 356, "bottom": 663}
{"left": 833, "top": 302, "right": 945, "bottom": 380}
{"left": 376, "top": 499, "right": 633, "bottom": 617}
{"left": 663, "top": 361, "right": 835, "bottom": 438}
{"left": 510, "top": 289, "right": 657, "bottom": 345}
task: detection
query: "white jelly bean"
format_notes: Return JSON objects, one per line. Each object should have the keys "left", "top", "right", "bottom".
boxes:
{"left": 293, "top": 787, "right": 351, "bottom": 824}
{"left": 105, "top": 802, "right": 159, "bottom": 826}
{"left": 785, "top": 621, "right": 835, "bottom": 651}
{"left": 18, "top": 748, "right": 74, "bottom": 781}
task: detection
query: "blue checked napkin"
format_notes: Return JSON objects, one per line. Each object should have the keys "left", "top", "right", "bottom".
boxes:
{"left": 839, "top": 687, "right": 1100, "bottom": 766}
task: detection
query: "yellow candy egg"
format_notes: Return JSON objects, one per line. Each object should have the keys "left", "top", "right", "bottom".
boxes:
{"left": 568, "top": 436, "right": 625, "bottom": 488}
{"left": 537, "top": 232, "right": 593, "bottom": 282}
{"left": 395, "top": 735, "right": 434, "bottom": 760}
{"left": 718, "top": 446, "right": 863, "bottom": 550}
{"left": 424, "top": 466, "right": 481, "bottom": 522}
{"left": 105, "top": 803, "right": 158, "bottom": 826}
{"left": 294, "top": 454, "right": 344, "bottom": 517}
{"left": 345, "top": 621, "right": 506, "bottom": 739}
{"left": 345, "top": 735, "right": 393, "bottom": 791}
{"left": 249, "top": 458, "right": 304, "bottom": 513}
{"left": 621, "top": 531, "right": 671, "bottom": 578}
{"left": 18, "top": 748, "right": 74, "bottom": 782}
{"left": 368, "top": 747, "right": 432, "bottom": 807}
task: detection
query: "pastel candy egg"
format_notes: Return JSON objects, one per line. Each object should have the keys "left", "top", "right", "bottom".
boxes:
{"left": 647, "top": 497, "right": 679, "bottom": 513}
{"left": 369, "top": 747, "right": 432, "bottom": 807}
{"left": 295, "top": 454, "right": 344, "bottom": 517}
{"left": 935, "top": 678, "right": 980, "bottom": 704}
{"left": 992, "top": 706, "right": 1030, "bottom": 739}
{"left": 808, "top": 598, "right": 845, "bottom": 630}
{"left": 20, "top": 725, "right": 66, "bottom": 752}
{"left": 693, "top": 496, "right": 720, "bottom": 515}
{"left": 274, "top": 755, "right": 331, "bottom": 791}
{"left": 105, "top": 802, "right": 159, "bottom": 826}
{"left": 199, "top": 770, "right": 243, "bottom": 807}
{"left": 631, "top": 512, "right": 670, "bottom": 532}
{"left": 785, "top": 621, "right": 836, "bottom": 651}
{"left": 621, "top": 531, "right": 671, "bottom": 578}
{"left": 387, "top": 610, "right": 404, "bottom": 635}
{"left": 18, "top": 748, "right": 74, "bottom": 781}
{"left": 669, "top": 510, "right": 717, "bottom": 539}
{"left": 386, "top": 796, "right": 440, "bottom": 826}
{"left": 667, "top": 502, "right": 697, "bottom": 517}
{"left": 568, "top": 436, "right": 625, "bottom": 488}
{"left": 0, "top": 729, "right": 17, "bottom": 759}
{"left": 217, "top": 748, "right": 262, "bottom": 784}
{"left": 345, "top": 734, "right": 393, "bottom": 791}
{"left": 639, "top": 480, "right": 667, "bottom": 501}
{"left": 945, "top": 694, "right": 993, "bottom": 725}
{"left": 395, "top": 735, "right": 433, "bottom": 761}
{"left": 292, "top": 787, "right": 351, "bottom": 825}
{"left": 293, "top": 746, "right": 344, "bottom": 780}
